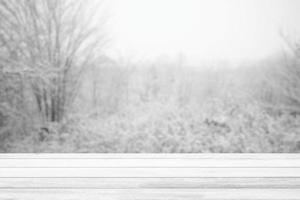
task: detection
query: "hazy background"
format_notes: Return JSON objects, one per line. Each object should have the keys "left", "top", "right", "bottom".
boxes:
{"left": 108, "top": 0, "right": 300, "bottom": 64}
{"left": 0, "top": 0, "right": 300, "bottom": 153}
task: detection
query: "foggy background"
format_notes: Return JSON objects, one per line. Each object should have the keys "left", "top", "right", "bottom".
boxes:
{"left": 109, "top": 0, "right": 300, "bottom": 64}
{"left": 0, "top": 0, "right": 300, "bottom": 152}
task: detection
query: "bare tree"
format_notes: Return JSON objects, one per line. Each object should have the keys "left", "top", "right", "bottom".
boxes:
{"left": 0, "top": 0, "right": 107, "bottom": 124}
{"left": 260, "top": 33, "right": 300, "bottom": 115}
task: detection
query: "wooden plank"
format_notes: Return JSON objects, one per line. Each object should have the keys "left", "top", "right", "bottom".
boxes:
{"left": 0, "top": 154, "right": 298, "bottom": 200}
{"left": 1, "top": 158, "right": 300, "bottom": 167}
{"left": 0, "top": 189, "right": 299, "bottom": 200}
{"left": 0, "top": 178, "right": 300, "bottom": 189}
{"left": 0, "top": 154, "right": 299, "bottom": 159}
{"left": 0, "top": 167, "right": 299, "bottom": 177}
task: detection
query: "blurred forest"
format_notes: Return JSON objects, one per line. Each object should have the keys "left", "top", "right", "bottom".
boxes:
{"left": 0, "top": 0, "right": 300, "bottom": 152}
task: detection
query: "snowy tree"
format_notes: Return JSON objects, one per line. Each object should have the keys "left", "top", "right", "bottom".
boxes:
{"left": 0, "top": 0, "right": 107, "bottom": 123}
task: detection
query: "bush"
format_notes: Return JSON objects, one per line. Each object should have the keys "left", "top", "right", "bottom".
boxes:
{"left": 4, "top": 98, "right": 299, "bottom": 153}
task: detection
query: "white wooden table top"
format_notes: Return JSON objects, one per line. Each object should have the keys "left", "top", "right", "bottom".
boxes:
{"left": 0, "top": 154, "right": 299, "bottom": 200}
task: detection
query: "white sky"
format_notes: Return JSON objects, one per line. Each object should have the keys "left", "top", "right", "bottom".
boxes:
{"left": 104, "top": 0, "right": 300, "bottom": 65}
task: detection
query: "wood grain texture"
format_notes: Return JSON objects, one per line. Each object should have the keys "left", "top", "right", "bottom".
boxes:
{"left": 1, "top": 167, "right": 300, "bottom": 177}
{"left": 1, "top": 158, "right": 300, "bottom": 167}
{"left": 0, "top": 189, "right": 299, "bottom": 200}
{"left": 0, "top": 178, "right": 300, "bottom": 189}
{"left": 0, "top": 154, "right": 299, "bottom": 200}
